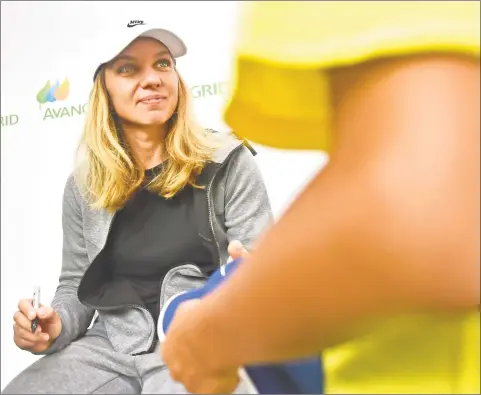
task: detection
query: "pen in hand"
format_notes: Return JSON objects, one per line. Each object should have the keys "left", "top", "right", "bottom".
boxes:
{"left": 31, "top": 286, "right": 40, "bottom": 333}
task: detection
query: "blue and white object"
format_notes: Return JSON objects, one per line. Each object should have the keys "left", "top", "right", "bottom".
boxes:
{"left": 158, "top": 258, "right": 324, "bottom": 394}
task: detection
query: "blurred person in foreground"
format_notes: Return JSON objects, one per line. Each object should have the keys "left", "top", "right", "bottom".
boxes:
{"left": 3, "top": 20, "right": 272, "bottom": 394}
{"left": 161, "top": 1, "right": 480, "bottom": 394}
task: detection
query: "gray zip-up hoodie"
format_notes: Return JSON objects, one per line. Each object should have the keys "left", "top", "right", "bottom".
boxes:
{"left": 40, "top": 133, "right": 273, "bottom": 356}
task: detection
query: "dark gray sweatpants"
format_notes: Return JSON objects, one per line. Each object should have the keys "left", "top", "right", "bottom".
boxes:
{"left": 2, "top": 333, "right": 188, "bottom": 394}
{"left": 3, "top": 332, "right": 250, "bottom": 394}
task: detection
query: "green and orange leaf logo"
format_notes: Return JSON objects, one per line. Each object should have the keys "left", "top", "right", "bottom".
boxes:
{"left": 36, "top": 78, "right": 70, "bottom": 107}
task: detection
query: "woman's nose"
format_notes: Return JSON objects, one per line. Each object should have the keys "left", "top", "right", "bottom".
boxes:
{"left": 139, "top": 69, "right": 162, "bottom": 89}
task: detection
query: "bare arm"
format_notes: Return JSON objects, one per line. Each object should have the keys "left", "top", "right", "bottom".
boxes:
{"left": 191, "top": 54, "right": 480, "bottom": 369}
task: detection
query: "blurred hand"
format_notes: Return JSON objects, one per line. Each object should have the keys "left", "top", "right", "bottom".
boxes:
{"left": 227, "top": 240, "right": 250, "bottom": 261}
{"left": 13, "top": 299, "right": 62, "bottom": 353}
{"left": 162, "top": 241, "right": 249, "bottom": 393}
{"left": 162, "top": 299, "right": 240, "bottom": 394}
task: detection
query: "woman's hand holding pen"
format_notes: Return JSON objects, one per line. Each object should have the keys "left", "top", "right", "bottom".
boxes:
{"left": 13, "top": 299, "right": 62, "bottom": 353}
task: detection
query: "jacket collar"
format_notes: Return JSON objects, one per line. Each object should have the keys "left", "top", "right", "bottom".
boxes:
{"left": 210, "top": 130, "right": 256, "bottom": 164}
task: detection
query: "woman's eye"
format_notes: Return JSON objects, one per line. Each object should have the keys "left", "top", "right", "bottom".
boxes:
{"left": 118, "top": 65, "right": 134, "bottom": 74}
{"left": 157, "top": 59, "right": 171, "bottom": 68}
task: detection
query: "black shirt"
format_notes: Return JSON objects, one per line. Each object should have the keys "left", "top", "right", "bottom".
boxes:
{"left": 102, "top": 162, "right": 213, "bottom": 324}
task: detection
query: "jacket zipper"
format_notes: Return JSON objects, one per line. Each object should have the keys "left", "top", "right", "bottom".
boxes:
{"left": 206, "top": 143, "right": 244, "bottom": 269}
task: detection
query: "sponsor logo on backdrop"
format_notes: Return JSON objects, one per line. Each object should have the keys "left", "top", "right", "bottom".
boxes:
{"left": 190, "top": 81, "right": 228, "bottom": 99}
{"left": 0, "top": 113, "right": 19, "bottom": 129}
{"left": 36, "top": 78, "right": 88, "bottom": 121}
{"left": 37, "top": 78, "right": 70, "bottom": 105}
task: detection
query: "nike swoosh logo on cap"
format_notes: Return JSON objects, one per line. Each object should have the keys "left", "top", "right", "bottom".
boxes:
{"left": 127, "top": 20, "right": 146, "bottom": 28}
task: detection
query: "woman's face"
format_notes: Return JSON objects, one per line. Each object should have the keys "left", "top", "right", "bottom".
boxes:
{"left": 104, "top": 37, "right": 179, "bottom": 127}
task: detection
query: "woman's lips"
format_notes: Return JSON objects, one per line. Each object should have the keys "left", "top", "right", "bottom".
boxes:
{"left": 138, "top": 94, "right": 167, "bottom": 105}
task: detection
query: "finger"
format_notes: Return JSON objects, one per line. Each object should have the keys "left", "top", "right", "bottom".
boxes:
{"left": 228, "top": 240, "right": 243, "bottom": 257}
{"left": 13, "top": 324, "right": 41, "bottom": 344}
{"left": 14, "top": 323, "right": 49, "bottom": 343}
{"left": 13, "top": 310, "right": 34, "bottom": 331}
{"left": 14, "top": 335, "right": 36, "bottom": 351}
{"left": 167, "top": 363, "right": 182, "bottom": 383}
{"left": 211, "top": 374, "right": 240, "bottom": 394}
{"left": 185, "top": 374, "right": 240, "bottom": 395}
{"left": 18, "top": 299, "right": 37, "bottom": 320}
{"left": 211, "top": 375, "right": 239, "bottom": 394}
{"left": 37, "top": 306, "right": 54, "bottom": 320}
{"left": 228, "top": 241, "right": 249, "bottom": 260}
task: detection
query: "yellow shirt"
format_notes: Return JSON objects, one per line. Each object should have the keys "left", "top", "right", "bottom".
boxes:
{"left": 223, "top": 1, "right": 480, "bottom": 393}
{"left": 224, "top": 1, "right": 480, "bottom": 152}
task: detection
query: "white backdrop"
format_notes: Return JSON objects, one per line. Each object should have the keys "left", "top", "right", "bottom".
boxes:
{"left": 0, "top": 1, "right": 327, "bottom": 388}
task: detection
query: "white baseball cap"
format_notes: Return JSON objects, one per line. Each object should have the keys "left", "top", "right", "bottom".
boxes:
{"left": 92, "top": 19, "right": 187, "bottom": 81}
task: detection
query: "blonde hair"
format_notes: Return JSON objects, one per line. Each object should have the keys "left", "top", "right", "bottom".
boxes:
{"left": 75, "top": 70, "right": 218, "bottom": 212}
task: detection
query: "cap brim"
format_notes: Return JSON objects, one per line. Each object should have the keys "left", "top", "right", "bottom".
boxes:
{"left": 93, "top": 27, "right": 187, "bottom": 81}
{"left": 139, "top": 28, "right": 187, "bottom": 58}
